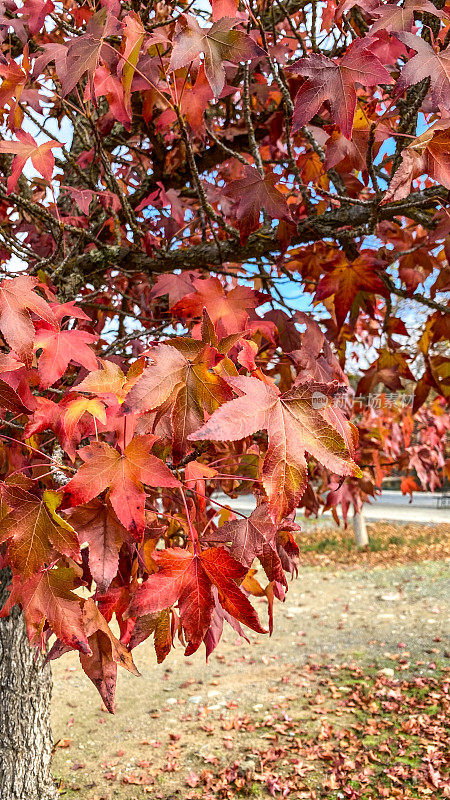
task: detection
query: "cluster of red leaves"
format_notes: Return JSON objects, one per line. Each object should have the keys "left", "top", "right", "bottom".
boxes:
{"left": 0, "top": 274, "right": 365, "bottom": 710}
{"left": 0, "top": 280, "right": 447, "bottom": 710}
{"left": 0, "top": 0, "right": 448, "bottom": 715}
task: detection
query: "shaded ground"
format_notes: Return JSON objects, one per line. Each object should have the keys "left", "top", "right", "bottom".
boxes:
{"left": 51, "top": 523, "right": 450, "bottom": 799}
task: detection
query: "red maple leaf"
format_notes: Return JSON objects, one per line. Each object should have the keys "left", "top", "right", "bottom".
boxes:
{"left": 24, "top": 395, "right": 101, "bottom": 461}
{"left": 65, "top": 500, "right": 130, "bottom": 593}
{"left": 18, "top": 0, "right": 55, "bottom": 35}
{"left": 290, "top": 38, "right": 392, "bottom": 138}
{"left": 0, "top": 276, "right": 57, "bottom": 365}
{"left": 64, "top": 435, "right": 179, "bottom": 536}
{"left": 149, "top": 272, "right": 198, "bottom": 308}
{"left": 126, "top": 546, "right": 265, "bottom": 655}
{"left": 0, "top": 131, "right": 62, "bottom": 193}
{"left": 60, "top": 8, "right": 119, "bottom": 97}
{"left": 356, "top": 349, "right": 415, "bottom": 395}
{"left": 75, "top": 358, "right": 143, "bottom": 403}
{"left": 0, "top": 486, "right": 80, "bottom": 579}
{"left": 85, "top": 66, "right": 130, "bottom": 128}
{"left": 181, "top": 66, "right": 214, "bottom": 132}
{"left": 78, "top": 598, "right": 139, "bottom": 713}
{"left": 325, "top": 480, "right": 365, "bottom": 526}
{"left": 169, "top": 14, "right": 264, "bottom": 96}
{"left": 0, "top": 379, "right": 31, "bottom": 413}
{"left": 395, "top": 33, "right": 450, "bottom": 112}
{"left": 172, "top": 277, "right": 266, "bottom": 337}
{"left": 1, "top": 567, "right": 90, "bottom": 653}
{"left": 383, "top": 120, "right": 450, "bottom": 203}
{"left": 123, "top": 340, "right": 233, "bottom": 461}
{"left": 0, "top": 57, "right": 29, "bottom": 126}
{"left": 61, "top": 185, "right": 95, "bottom": 215}
{"left": 324, "top": 111, "right": 391, "bottom": 175}
{"left": 370, "top": 0, "right": 443, "bottom": 34}
{"left": 224, "top": 166, "right": 292, "bottom": 243}
{"left": 400, "top": 475, "right": 419, "bottom": 500}
{"left": 0, "top": 352, "right": 33, "bottom": 413}
{"left": 315, "top": 252, "right": 388, "bottom": 328}
{"left": 189, "top": 376, "right": 360, "bottom": 520}
{"left": 62, "top": 396, "right": 107, "bottom": 444}
{"left": 127, "top": 608, "right": 173, "bottom": 659}
{"left": 34, "top": 326, "right": 98, "bottom": 388}
{"left": 207, "top": 503, "right": 287, "bottom": 586}
{"left": 158, "top": 67, "right": 217, "bottom": 134}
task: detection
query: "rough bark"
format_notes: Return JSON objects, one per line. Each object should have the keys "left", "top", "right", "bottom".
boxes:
{"left": 0, "top": 568, "right": 57, "bottom": 800}
{"left": 69, "top": 185, "right": 448, "bottom": 279}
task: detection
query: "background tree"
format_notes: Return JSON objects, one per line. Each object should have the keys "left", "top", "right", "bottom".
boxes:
{"left": 0, "top": 0, "right": 448, "bottom": 797}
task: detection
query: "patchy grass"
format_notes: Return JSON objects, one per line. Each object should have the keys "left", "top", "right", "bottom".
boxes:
{"left": 172, "top": 664, "right": 450, "bottom": 800}
{"left": 295, "top": 521, "right": 450, "bottom": 566}
{"left": 53, "top": 663, "right": 449, "bottom": 799}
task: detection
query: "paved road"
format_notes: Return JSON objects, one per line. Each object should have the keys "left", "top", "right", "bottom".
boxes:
{"left": 365, "top": 490, "right": 450, "bottom": 524}
{"left": 215, "top": 490, "right": 450, "bottom": 525}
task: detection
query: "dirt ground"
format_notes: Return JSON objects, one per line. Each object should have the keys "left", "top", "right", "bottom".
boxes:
{"left": 51, "top": 522, "right": 450, "bottom": 799}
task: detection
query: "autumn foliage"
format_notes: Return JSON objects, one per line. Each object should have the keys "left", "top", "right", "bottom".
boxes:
{"left": 0, "top": 0, "right": 448, "bottom": 713}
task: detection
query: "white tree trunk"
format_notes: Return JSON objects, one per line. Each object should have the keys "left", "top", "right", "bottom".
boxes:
{"left": 353, "top": 508, "right": 369, "bottom": 548}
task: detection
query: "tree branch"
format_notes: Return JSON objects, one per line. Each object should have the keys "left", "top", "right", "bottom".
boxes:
{"left": 69, "top": 187, "right": 448, "bottom": 285}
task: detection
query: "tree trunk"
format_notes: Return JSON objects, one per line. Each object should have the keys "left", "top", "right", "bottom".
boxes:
{"left": 0, "top": 568, "right": 57, "bottom": 800}
{"left": 353, "top": 508, "right": 369, "bottom": 548}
